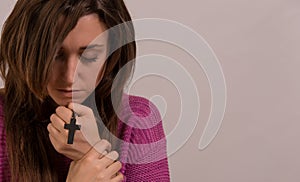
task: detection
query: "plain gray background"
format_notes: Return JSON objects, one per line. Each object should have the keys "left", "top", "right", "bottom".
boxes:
{"left": 1, "top": 0, "right": 300, "bottom": 181}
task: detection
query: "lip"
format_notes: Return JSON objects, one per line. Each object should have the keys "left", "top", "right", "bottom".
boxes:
{"left": 56, "top": 89, "right": 82, "bottom": 97}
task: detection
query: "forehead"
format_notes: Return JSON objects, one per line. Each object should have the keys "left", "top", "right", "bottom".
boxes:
{"left": 61, "top": 13, "right": 108, "bottom": 51}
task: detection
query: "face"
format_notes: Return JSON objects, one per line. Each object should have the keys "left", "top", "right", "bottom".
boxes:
{"left": 47, "top": 14, "right": 108, "bottom": 106}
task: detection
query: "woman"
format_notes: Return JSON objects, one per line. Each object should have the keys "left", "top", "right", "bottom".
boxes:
{"left": 0, "top": 0, "right": 170, "bottom": 181}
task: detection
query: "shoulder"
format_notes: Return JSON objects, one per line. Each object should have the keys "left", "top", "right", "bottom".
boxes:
{"left": 119, "top": 93, "right": 163, "bottom": 131}
{"left": 117, "top": 93, "right": 167, "bottom": 148}
{"left": 126, "top": 94, "right": 159, "bottom": 116}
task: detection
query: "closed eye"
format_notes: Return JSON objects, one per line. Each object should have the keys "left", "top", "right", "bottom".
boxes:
{"left": 79, "top": 49, "right": 103, "bottom": 63}
{"left": 80, "top": 55, "right": 99, "bottom": 62}
{"left": 55, "top": 52, "right": 65, "bottom": 61}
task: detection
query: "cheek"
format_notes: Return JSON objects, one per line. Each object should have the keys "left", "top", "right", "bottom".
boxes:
{"left": 96, "top": 62, "right": 106, "bottom": 85}
{"left": 46, "top": 83, "right": 54, "bottom": 99}
{"left": 81, "top": 61, "right": 106, "bottom": 86}
{"left": 46, "top": 67, "right": 59, "bottom": 90}
{"left": 46, "top": 76, "right": 54, "bottom": 90}
{"left": 46, "top": 79, "right": 55, "bottom": 93}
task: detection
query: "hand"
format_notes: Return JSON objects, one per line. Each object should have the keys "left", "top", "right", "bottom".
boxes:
{"left": 47, "top": 103, "right": 101, "bottom": 161}
{"left": 66, "top": 140, "right": 124, "bottom": 182}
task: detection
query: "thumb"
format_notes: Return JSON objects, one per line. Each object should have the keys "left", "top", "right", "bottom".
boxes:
{"left": 68, "top": 103, "right": 93, "bottom": 117}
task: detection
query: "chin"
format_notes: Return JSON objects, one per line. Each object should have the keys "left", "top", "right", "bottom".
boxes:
{"left": 50, "top": 93, "right": 91, "bottom": 106}
{"left": 54, "top": 99, "right": 71, "bottom": 106}
{"left": 52, "top": 98, "right": 78, "bottom": 106}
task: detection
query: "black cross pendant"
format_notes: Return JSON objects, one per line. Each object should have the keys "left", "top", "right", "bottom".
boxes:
{"left": 64, "top": 111, "right": 81, "bottom": 144}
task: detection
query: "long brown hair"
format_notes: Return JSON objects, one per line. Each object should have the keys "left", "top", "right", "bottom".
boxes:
{"left": 0, "top": 0, "right": 136, "bottom": 181}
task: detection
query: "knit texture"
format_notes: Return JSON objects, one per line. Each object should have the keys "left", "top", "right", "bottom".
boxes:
{"left": 0, "top": 94, "right": 170, "bottom": 181}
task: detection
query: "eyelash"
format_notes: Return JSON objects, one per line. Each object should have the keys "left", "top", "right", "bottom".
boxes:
{"left": 55, "top": 53, "right": 98, "bottom": 63}
{"left": 80, "top": 56, "right": 98, "bottom": 63}
{"left": 55, "top": 51, "right": 63, "bottom": 59}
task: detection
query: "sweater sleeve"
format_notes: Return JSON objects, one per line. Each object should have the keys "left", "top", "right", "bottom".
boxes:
{"left": 117, "top": 95, "right": 170, "bottom": 182}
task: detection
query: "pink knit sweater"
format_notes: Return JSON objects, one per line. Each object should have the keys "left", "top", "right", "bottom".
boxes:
{"left": 0, "top": 94, "right": 170, "bottom": 181}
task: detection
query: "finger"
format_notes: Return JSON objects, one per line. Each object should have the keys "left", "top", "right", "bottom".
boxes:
{"left": 99, "top": 150, "right": 108, "bottom": 159}
{"left": 47, "top": 123, "right": 60, "bottom": 134}
{"left": 93, "top": 139, "right": 112, "bottom": 155}
{"left": 82, "top": 139, "right": 111, "bottom": 160}
{"left": 49, "top": 133, "right": 64, "bottom": 151}
{"left": 105, "top": 161, "right": 122, "bottom": 178}
{"left": 99, "top": 151, "right": 119, "bottom": 167}
{"left": 47, "top": 123, "right": 67, "bottom": 143}
{"left": 82, "top": 146, "right": 103, "bottom": 160}
{"left": 110, "top": 172, "right": 124, "bottom": 182}
{"left": 48, "top": 123, "right": 66, "bottom": 143}
{"left": 55, "top": 106, "right": 73, "bottom": 124}
{"left": 68, "top": 102, "right": 93, "bottom": 117}
{"left": 50, "top": 114, "right": 66, "bottom": 133}
{"left": 49, "top": 134, "right": 57, "bottom": 147}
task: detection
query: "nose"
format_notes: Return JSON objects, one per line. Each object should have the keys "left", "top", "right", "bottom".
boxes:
{"left": 61, "top": 55, "right": 78, "bottom": 84}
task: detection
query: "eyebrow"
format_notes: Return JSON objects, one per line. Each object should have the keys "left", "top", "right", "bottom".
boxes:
{"left": 79, "top": 44, "right": 104, "bottom": 51}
